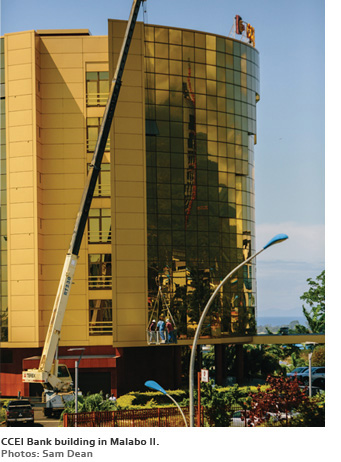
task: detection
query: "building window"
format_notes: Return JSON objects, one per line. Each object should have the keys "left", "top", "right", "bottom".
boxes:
{"left": 86, "top": 71, "right": 109, "bottom": 107}
{"left": 88, "top": 208, "right": 111, "bottom": 244}
{"left": 89, "top": 299, "right": 113, "bottom": 335}
{"left": 88, "top": 254, "right": 112, "bottom": 289}
{"left": 88, "top": 163, "right": 111, "bottom": 197}
{"left": 87, "top": 117, "right": 110, "bottom": 153}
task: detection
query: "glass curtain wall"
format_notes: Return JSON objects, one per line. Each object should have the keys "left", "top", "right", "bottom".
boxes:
{"left": 144, "top": 26, "right": 260, "bottom": 339}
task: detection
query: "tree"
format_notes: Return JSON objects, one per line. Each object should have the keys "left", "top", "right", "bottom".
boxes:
{"left": 247, "top": 375, "right": 309, "bottom": 426}
{"left": 295, "top": 270, "right": 325, "bottom": 334}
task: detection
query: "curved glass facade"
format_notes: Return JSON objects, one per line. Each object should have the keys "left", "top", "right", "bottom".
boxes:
{"left": 144, "top": 26, "right": 260, "bottom": 339}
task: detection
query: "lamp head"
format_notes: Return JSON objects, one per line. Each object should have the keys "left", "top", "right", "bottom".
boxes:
{"left": 145, "top": 380, "right": 166, "bottom": 395}
{"left": 263, "top": 233, "right": 288, "bottom": 250}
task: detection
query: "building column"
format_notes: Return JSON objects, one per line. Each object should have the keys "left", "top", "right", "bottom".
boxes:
{"left": 236, "top": 344, "right": 244, "bottom": 385}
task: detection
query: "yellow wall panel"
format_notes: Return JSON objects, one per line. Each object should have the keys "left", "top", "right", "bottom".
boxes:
{"left": 11, "top": 311, "right": 36, "bottom": 326}
{"left": 82, "top": 37, "right": 108, "bottom": 53}
{"left": 9, "top": 218, "right": 34, "bottom": 235}
{"left": 8, "top": 125, "right": 33, "bottom": 143}
{"left": 116, "top": 261, "right": 146, "bottom": 278}
{"left": 10, "top": 264, "right": 35, "bottom": 280}
{"left": 8, "top": 110, "right": 33, "bottom": 127}
{"left": 41, "top": 37, "right": 83, "bottom": 54}
{"left": 10, "top": 249, "right": 35, "bottom": 265}
{"left": 9, "top": 202, "right": 34, "bottom": 219}
{"left": 116, "top": 277, "right": 145, "bottom": 293}
{"left": 113, "top": 117, "right": 143, "bottom": 135}
{"left": 117, "top": 325, "right": 145, "bottom": 342}
{"left": 114, "top": 149, "right": 144, "bottom": 166}
{"left": 115, "top": 212, "right": 144, "bottom": 229}
{"left": 115, "top": 102, "right": 143, "bottom": 119}
{"left": 9, "top": 171, "right": 34, "bottom": 188}
{"left": 117, "top": 309, "right": 145, "bottom": 325}
{"left": 7, "top": 95, "right": 33, "bottom": 112}
{"left": 9, "top": 234, "right": 35, "bottom": 250}
{"left": 6, "top": 31, "right": 33, "bottom": 50}
{"left": 9, "top": 156, "right": 33, "bottom": 173}
{"left": 116, "top": 245, "right": 146, "bottom": 261}
{"left": 6, "top": 48, "right": 32, "bottom": 66}
{"left": 114, "top": 133, "right": 143, "bottom": 150}
{"left": 9, "top": 187, "right": 34, "bottom": 203}
{"left": 115, "top": 197, "right": 144, "bottom": 213}
{"left": 114, "top": 165, "right": 144, "bottom": 182}
{"left": 118, "top": 86, "right": 142, "bottom": 103}
{"left": 9, "top": 280, "right": 35, "bottom": 296}
{"left": 10, "top": 296, "right": 35, "bottom": 311}
{"left": 8, "top": 78, "right": 33, "bottom": 97}
{"left": 11, "top": 327, "right": 37, "bottom": 343}
{"left": 120, "top": 69, "right": 143, "bottom": 87}
{"left": 116, "top": 293, "right": 147, "bottom": 310}
{"left": 7, "top": 63, "right": 32, "bottom": 80}
{"left": 64, "top": 310, "right": 87, "bottom": 326}
{"left": 116, "top": 229, "right": 146, "bottom": 246}
{"left": 60, "top": 325, "right": 87, "bottom": 343}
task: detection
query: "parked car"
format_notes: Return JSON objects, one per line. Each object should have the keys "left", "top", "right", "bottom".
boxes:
{"left": 5, "top": 399, "right": 34, "bottom": 427}
{"left": 287, "top": 367, "right": 308, "bottom": 377}
{"left": 298, "top": 367, "right": 325, "bottom": 382}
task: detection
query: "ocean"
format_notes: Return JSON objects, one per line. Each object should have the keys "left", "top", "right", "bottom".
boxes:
{"left": 257, "top": 316, "right": 307, "bottom": 327}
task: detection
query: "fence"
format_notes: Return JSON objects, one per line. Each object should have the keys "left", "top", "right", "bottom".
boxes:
{"left": 63, "top": 406, "right": 205, "bottom": 428}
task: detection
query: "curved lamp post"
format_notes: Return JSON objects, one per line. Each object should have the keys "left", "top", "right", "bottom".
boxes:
{"left": 145, "top": 380, "right": 188, "bottom": 427}
{"left": 189, "top": 233, "right": 289, "bottom": 427}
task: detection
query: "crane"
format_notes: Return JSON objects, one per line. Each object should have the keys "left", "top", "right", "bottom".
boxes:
{"left": 22, "top": 0, "right": 146, "bottom": 412}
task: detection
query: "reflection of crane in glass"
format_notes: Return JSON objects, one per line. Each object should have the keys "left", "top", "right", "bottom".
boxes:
{"left": 183, "top": 62, "right": 197, "bottom": 229}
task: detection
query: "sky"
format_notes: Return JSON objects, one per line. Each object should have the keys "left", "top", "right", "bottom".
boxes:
{"left": 0, "top": 0, "right": 327, "bottom": 319}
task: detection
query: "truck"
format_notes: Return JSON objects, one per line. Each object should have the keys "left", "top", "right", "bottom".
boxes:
{"left": 5, "top": 399, "right": 34, "bottom": 427}
{"left": 22, "top": 0, "right": 146, "bottom": 416}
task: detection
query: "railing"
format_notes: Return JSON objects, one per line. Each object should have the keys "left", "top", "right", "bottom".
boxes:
{"left": 89, "top": 321, "right": 113, "bottom": 336}
{"left": 63, "top": 406, "right": 203, "bottom": 428}
{"left": 146, "top": 330, "right": 178, "bottom": 345}
{"left": 93, "top": 184, "right": 111, "bottom": 198}
{"left": 88, "top": 230, "right": 112, "bottom": 244}
{"left": 88, "top": 276, "right": 112, "bottom": 290}
{"left": 86, "top": 92, "right": 109, "bottom": 107}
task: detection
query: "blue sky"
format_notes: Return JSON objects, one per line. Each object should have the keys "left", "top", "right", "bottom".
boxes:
{"left": 1, "top": 0, "right": 326, "bottom": 318}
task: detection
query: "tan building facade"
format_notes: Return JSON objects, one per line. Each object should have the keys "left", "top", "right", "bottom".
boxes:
{"left": 1, "top": 19, "right": 265, "bottom": 396}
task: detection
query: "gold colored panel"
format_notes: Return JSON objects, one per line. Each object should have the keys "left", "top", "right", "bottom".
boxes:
{"left": 8, "top": 79, "right": 32, "bottom": 97}
{"left": 9, "top": 218, "right": 34, "bottom": 235}
{"left": 114, "top": 149, "right": 144, "bottom": 166}
{"left": 115, "top": 212, "right": 144, "bottom": 230}
{"left": 116, "top": 277, "right": 146, "bottom": 293}
{"left": 9, "top": 187, "right": 34, "bottom": 203}
{"left": 11, "top": 311, "right": 35, "bottom": 326}
{"left": 115, "top": 197, "right": 144, "bottom": 213}
{"left": 116, "top": 229, "right": 146, "bottom": 246}
{"left": 11, "top": 235, "right": 34, "bottom": 249}
{"left": 10, "top": 280, "right": 35, "bottom": 296}
{"left": 10, "top": 296, "right": 35, "bottom": 311}
{"left": 117, "top": 309, "right": 145, "bottom": 325}
{"left": 115, "top": 181, "right": 145, "bottom": 198}
{"left": 7, "top": 95, "right": 33, "bottom": 112}
{"left": 116, "top": 261, "right": 146, "bottom": 278}
{"left": 7, "top": 63, "right": 32, "bottom": 80}
{"left": 117, "top": 325, "right": 145, "bottom": 342}
{"left": 6, "top": 48, "right": 32, "bottom": 66}
{"left": 114, "top": 165, "right": 144, "bottom": 182}
{"left": 8, "top": 109, "right": 33, "bottom": 127}
{"left": 10, "top": 264, "right": 35, "bottom": 280}
{"left": 9, "top": 171, "right": 34, "bottom": 188}
{"left": 116, "top": 293, "right": 146, "bottom": 310}
{"left": 113, "top": 118, "right": 143, "bottom": 135}
{"left": 11, "top": 327, "right": 36, "bottom": 342}
{"left": 9, "top": 156, "right": 33, "bottom": 173}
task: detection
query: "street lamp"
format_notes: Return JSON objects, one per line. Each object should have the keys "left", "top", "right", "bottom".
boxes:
{"left": 304, "top": 342, "right": 318, "bottom": 397}
{"left": 145, "top": 380, "right": 188, "bottom": 427}
{"left": 189, "top": 233, "right": 289, "bottom": 427}
{"left": 68, "top": 347, "right": 85, "bottom": 426}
